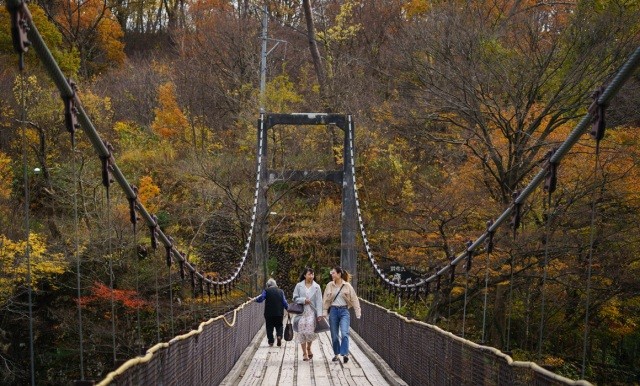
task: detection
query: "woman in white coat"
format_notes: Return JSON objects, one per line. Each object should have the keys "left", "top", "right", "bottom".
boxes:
{"left": 292, "top": 267, "right": 323, "bottom": 361}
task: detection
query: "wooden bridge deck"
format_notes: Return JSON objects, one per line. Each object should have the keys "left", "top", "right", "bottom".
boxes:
{"left": 221, "top": 324, "right": 406, "bottom": 386}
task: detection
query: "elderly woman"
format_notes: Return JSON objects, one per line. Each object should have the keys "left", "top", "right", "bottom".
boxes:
{"left": 255, "top": 278, "right": 289, "bottom": 347}
{"left": 292, "top": 267, "right": 323, "bottom": 360}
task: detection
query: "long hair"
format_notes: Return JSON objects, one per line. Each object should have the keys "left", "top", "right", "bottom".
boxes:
{"left": 333, "top": 266, "right": 351, "bottom": 282}
{"left": 299, "top": 267, "right": 314, "bottom": 282}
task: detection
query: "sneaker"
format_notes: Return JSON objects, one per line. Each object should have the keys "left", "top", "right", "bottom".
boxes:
{"left": 277, "top": 337, "right": 282, "bottom": 347}
{"left": 332, "top": 356, "right": 340, "bottom": 362}
{"left": 343, "top": 356, "right": 349, "bottom": 363}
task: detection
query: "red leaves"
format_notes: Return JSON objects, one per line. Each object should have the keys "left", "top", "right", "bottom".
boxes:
{"left": 78, "top": 281, "right": 147, "bottom": 313}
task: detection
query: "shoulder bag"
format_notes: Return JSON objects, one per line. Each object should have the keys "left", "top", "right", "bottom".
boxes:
{"left": 287, "top": 302, "right": 304, "bottom": 314}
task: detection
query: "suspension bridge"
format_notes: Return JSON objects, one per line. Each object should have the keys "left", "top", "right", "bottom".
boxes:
{"left": 5, "top": 1, "right": 640, "bottom": 385}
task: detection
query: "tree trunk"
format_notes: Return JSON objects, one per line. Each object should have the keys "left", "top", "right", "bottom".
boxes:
{"left": 301, "top": 0, "right": 329, "bottom": 112}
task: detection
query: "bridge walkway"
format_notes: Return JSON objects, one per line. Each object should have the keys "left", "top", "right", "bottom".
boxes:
{"left": 221, "top": 323, "right": 407, "bottom": 386}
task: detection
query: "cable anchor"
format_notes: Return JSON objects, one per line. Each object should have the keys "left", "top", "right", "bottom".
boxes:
{"left": 100, "top": 141, "right": 114, "bottom": 197}
{"left": 63, "top": 79, "right": 80, "bottom": 147}
{"left": 150, "top": 214, "right": 159, "bottom": 250}
{"left": 8, "top": 1, "right": 31, "bottom": 70}
{"left": 465, "top": 240, "right": 473, "bottom": 272}
{"left": 510, "top": 190, "right": 523, "bottom": 238}
{"left": 486, "top": 220, "right": 495, "bottom": 254}
{"left": 128, "top": 184, "right": 139, "bottom": 232}
{"left": 588, "top": 87, "right": 607, "bottom": 143}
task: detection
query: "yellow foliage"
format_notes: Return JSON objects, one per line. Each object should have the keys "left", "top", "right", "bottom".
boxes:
{"left": 138, "top": 175, "right": 161, "bottom": 213}
{"left": 403, "top": 0, "right": 432, "bottom": 18}
{"left": 0, "top": 233, "right": 66, "bottom": 305}
{"left": 264, "top": 74, "right": 303, "bottom": 112}
{"left": 317, "top": 0, "right": 363, "bottom": 44}
{"left": 0, "top": 5, "right": 81, "bottom": 74}
{"left": 151, "top": 82, "right": 189, "bottom": 139}
{"left": 0, "top": 152, "right": 11, "bottom": 200}
{"left": 599, "top": 296, "right": 638, "bottom": 336}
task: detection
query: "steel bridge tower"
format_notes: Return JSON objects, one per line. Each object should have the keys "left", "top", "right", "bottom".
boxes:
{"left": 254, "top": 113, "right": 358, "bottom": 291}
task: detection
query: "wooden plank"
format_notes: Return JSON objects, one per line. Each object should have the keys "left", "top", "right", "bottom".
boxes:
{"left": 225, "top": 321, "right": 403, "bottom": 386}
{"left": 260, "top": 337, "right": 288, "bottom": 385}
{"left": 238, "top": 335, "right": 270, "bottom": 386}
{"left": 310, "top": 332, "right": 332, "bottom": 386}
{"left": 219, "top": 326, "right": 265, "bottom": 386}
{"left": 348, "top": 333, "right": 390, "bottom": 386}
{"left": 296, "top": 339, "right": 313, "bottom": 386}
{"left": 318, "top": 332, "right": 350, "bottom": 386}
{"left": 275, "top": 337, "right": 297, "bottom": 386}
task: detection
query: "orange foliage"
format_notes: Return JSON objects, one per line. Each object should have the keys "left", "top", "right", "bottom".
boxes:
{"left": 53, "top": 0, "right": 125, "bottom": 71}
{"left": 151, "top": 82, "right": 189, "bottom": 139}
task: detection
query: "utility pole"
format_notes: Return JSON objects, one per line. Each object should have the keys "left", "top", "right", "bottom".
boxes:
{"left": 253, "top": 5, "right": 269, "bottom": 292}
{"left": 260, "top": 4, "right": 268, "bottom": 113}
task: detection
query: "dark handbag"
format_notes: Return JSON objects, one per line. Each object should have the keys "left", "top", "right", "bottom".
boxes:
{"left": 314, "top": 316, "right": 330, "bottom": 333}
{"left": 287, "top": 302, "right": 304, "bottom": 314}
{"left": 284, "top": 315, "right": 294, "bottom": 341}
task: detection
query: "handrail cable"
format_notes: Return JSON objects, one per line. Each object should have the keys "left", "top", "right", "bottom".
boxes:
{"left": 96, "top": 299, "right": 255, "bottom": 386}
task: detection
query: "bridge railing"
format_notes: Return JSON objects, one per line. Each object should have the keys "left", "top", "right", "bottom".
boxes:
{"left": 352, "top": 299, "right": 592, "bottom": 386}
{"left": 97, "top": 300, "right": 262, "bottom": 385}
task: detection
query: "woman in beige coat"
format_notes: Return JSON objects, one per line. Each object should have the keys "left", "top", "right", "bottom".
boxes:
{"left": 322, "top": 266, "right": 361, "bottom": 363}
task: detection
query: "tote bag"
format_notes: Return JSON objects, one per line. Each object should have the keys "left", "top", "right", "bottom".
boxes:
{"left": 314, "top": 316, "right": 330, "bottom": 333}
{"left": 284, "top": 315, "right": 294, "bottom": 341}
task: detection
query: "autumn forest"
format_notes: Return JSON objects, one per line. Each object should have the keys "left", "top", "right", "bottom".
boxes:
{"left": 0, "top": 0, "right": 639, "bottom": 384}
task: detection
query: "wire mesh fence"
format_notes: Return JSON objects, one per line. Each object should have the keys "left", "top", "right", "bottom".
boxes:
{"left": 97, "top": 300, "right": 262, "bottom": 386}
{"left": 351, "top": 300, "right": 592, "bottom": 386}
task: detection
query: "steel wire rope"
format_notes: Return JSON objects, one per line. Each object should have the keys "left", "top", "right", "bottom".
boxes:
{"left": 581, "top": 145, "right": 602, "bottom": 378}
{"left": 18, "top": 68, "right": 36, "bottom": 386}
{"left": 506, "top": 255, "right": 515, "bottom": 351}
{"left": 481, "top": 247, "right": 491, "bottom": 343}
{"left": 462, "top": 260, "right": 469, "bottom": 338}
{"left": 132, "top": 208, "right": 143, "bottom": 354}
{"left": 538, "top": 191, "right": 555, "bottom": 359}
{"left": 106, "top": 170, "right": 117, "bottom": 364}
{"left": 168, "top": 252, "right": 175, "bottom": 337}
{"left": 71, "top": 134, "right": 87, "bottom": 381}
{"left": 153, "top": 247, "right": 161, "bottom": 343}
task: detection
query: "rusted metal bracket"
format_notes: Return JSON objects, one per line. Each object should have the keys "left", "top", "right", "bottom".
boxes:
{"left": 588, "top": 87, "right": 607, "bottom": 142}
{"left": 510, "top": 190, "right": 522, "bottom": 238}
{"left": 63, "top": 79, "right": 80, "bottom": 146}
{"left": 7, "top": 1, "right": 31, "bottom": 70}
